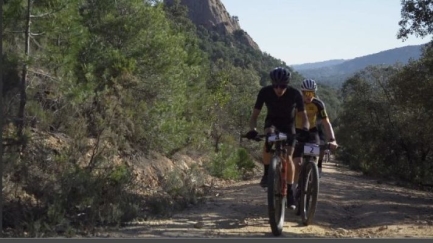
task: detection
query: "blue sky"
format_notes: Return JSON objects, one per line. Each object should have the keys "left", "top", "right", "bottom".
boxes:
{"left": 220, "top": 0, "right": 432, "bottom": 65}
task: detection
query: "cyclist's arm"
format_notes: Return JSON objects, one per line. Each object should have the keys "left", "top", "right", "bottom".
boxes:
{"left": 321, "top": 117, "right": 336, "bottom": 142}
{"left": 315, "top": 99, "right": 335, "bottom": 142}
{"left": 249, "top": 108, "right": 261, "bottom": 131}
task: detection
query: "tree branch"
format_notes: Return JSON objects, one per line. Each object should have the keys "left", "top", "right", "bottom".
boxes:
{"left": 30, "top": 4, "right": 68, "bottom": 18}
{"left": 28, "top": 69, "right": 59, "bottom": 81}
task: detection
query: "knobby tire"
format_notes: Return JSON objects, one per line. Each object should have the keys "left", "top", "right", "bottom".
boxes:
{"left": 300, "top": 160, "right": 319, "bottom": 226}
{"left": 267, "top": 155, "right": 286, "bottom": 236}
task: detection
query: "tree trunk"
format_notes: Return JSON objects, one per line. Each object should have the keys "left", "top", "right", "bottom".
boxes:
{"left": 0, "top": 0, "right": 4, "bottom": 234}
{"left": 214, "top": 134, "right": 221, "bottom": 153}
{"left": 17, "top": 0, "right": 31, "bottom": 138}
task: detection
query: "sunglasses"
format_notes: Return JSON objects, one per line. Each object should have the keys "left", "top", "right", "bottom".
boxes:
{"left": 272, "top": 84, "right": 288, "bottom": 89}
{"left": 302, "top": 91, "right": 315, "bottom": 97}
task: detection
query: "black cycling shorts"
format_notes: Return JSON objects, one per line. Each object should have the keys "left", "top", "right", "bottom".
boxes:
{"left": 293, "top": 128, "right": 320, "bottom": 158}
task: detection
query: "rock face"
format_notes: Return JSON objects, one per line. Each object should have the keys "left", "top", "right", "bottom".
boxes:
{"left": 165, "top": 0, "right": 260, "bottom": 51}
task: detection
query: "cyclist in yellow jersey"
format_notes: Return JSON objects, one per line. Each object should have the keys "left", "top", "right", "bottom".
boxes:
{"left": 291, "top": 79, "right": 338, "bottom": 205}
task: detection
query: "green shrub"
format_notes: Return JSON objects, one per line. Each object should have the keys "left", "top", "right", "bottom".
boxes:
{"left": 206, "top": 144, "right": 256, "bottom": 180}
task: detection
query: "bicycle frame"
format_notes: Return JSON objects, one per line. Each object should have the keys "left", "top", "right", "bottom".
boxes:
{"left": 295, "top": 141, "right": 325, "bottom": 225}
{"left": 264, "top": 132, "right": 289, "bottom": 197}
{"left": 243, "top": 130, "right": 293, "bottom": 236}
{"left": 299, "top": 142, "right": 321, "bottom": 182}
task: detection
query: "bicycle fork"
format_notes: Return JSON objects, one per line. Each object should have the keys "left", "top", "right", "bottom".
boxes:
{"left": 280, "top": 152, "right": 288, "bottom": 197}
{"left": 298, "top": 156, "right": 311, "bottom": 198}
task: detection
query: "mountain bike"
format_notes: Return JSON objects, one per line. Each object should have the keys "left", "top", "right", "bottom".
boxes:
{"left": 295, "top": 140, "right": 332, "bottom": 226}
{"left": 242, "top": 130, "right": 290, "bottom": 236}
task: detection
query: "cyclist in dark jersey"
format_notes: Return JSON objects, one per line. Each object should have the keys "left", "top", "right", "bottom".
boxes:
{"left": 245, "top": 67, "right": 310, "bottom": 209}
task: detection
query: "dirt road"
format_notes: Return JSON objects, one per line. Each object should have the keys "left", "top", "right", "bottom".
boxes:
{"left": 104, "top": 160, "right": 433, "bottom": 238}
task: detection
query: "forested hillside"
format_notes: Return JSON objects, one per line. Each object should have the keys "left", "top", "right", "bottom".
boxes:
{"left": 333, "top": 0, "right": 433, "bottom": 185}
{"left": 0, "top": 0, "right": 340, "bottom": 236}
{"left": 336, "top": 44, "right": 433, "bottom": 186}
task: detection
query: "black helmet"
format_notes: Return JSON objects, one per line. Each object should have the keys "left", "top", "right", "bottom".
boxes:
{"left": 270, "top": 67, "right": 291, "bottom": 83}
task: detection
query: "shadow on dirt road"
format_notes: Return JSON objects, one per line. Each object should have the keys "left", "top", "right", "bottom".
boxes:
{"left": 314, "top": 162, "right": 433, "bottom": 231}
{"left": 104, "top": 160, "right": 433, "bottom": 238}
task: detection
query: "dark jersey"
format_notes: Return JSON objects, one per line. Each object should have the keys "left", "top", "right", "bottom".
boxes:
{"left": 254, "top": 85, "right": 304, "bottom": 134}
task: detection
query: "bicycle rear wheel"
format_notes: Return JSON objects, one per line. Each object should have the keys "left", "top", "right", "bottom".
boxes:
{"left": 300, "top": 160, "right": 319, "bottom": 226}
{"left": 267, "top": 155, "right": 286, "bottom": 236}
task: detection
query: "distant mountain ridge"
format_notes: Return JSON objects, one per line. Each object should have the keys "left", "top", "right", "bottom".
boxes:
{"left": 291, "top": 44, "right": 427, "bottom": 87}
{"left": 291, "top": 59, "right": 346, "bottom": 70}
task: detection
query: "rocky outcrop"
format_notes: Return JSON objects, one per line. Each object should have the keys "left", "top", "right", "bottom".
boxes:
{"left": 165, "top": 0, "right": 260, "bottom": 51}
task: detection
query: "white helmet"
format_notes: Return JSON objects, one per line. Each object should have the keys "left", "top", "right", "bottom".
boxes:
{"left": 301, "top": 79, "right": 317, "bottom": 91}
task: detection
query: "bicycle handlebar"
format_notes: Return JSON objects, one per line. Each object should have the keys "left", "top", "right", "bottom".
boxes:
{"left": 241, "top": 134, "right": 266, "bottom": 142}
{"left": 242, "top": 132, "right": 340, "bottom": 150}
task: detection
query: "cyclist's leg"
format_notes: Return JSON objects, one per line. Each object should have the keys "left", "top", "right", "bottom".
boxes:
{"left": 260, "top": 142, "right": 272, "bottom": 187}
{"left": 293, "top": 129, "right": 304, "bottom": 190}
{"left": 292, "top": 130, "right": 304, "bottom": 186}
{"left": 291, "top": 141, "right": 303, "bottom": 209}
{"left": 260, "top": 126, "right": 273, "bottom": 187}
{"left": 302, "top": 131, "right": 321, "bottom": 174}
{"left": 285, "top": 146, "right": 296, "bottom": 209}
{"left": 318, "top": 147, "right": 325, "bottom": 165}
{"left": 310, "top": 132, "right": 320, "bottom": 163}
{"left": 284, "top": 144, "right": 296, "bottom": 184}
{"left": 292, "top": 127, "right": 306, "bottom": 191}
{"left": 318, "top": 139, "right": 325, "bottom": 173}
{"left": 284, "top": 132, "right": 297, "bottom": 209}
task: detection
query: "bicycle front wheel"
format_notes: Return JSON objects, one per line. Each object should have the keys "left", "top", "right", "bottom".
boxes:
{"left": 300, "top": 160, "right": 320, "bottom": 226}
{"left": 267, "top": 155, "right": 286, "bottom": 236}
